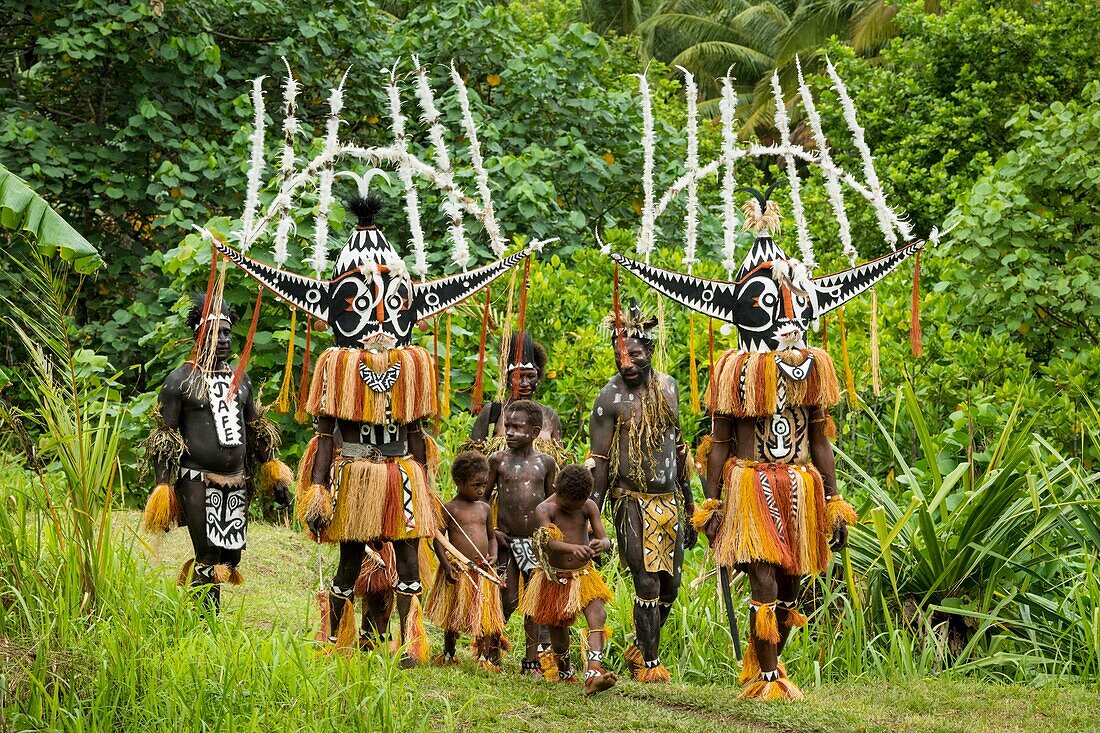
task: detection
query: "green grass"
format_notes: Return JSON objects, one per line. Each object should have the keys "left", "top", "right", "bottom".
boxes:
{"left": 12, "top": 510, "right": 1084, "bottom": 733}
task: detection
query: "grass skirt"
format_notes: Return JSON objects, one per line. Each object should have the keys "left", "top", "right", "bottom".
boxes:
{"left": 425, "top": 568, "right": 505, "bottom": 640}
{"left": 713, "top": 458, "right": 830, "bottom": 576}
{"left": 705, "top": 347, "right": 840, "bottom": 418}
{"left": 519, "top": 563, "right": 612, "bottom": 628}
{"left": 297, "top": 447, "right": 440, "bottom": 543}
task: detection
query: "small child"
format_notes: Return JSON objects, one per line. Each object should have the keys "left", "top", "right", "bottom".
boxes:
{"left": 486, "top": 400, "right": 558, "bottom": 676}
{"left": 521, "top": 465, "right": 617, "bottom": 695}
{"left": 426, "top": 451, "right": 505, "bottom": 669}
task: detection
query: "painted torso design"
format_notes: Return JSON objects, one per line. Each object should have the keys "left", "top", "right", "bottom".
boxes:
{"left": 753, "top": 405, "right": 810, "bottom": 464}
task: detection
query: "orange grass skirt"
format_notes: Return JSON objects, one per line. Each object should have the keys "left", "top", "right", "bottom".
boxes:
{"left": 705, "top": 347, "right": 840, "bottom": 418}
{"left": 519, "top": 563, "right": 612, "bottom": 628}
{"left": 712, "top": 459, "right": 831, "bottom": 576}
{"left": 306, "top": 346, "right": 437, "bottom": 423}
{"left": 297, "top": 448, "right": 441, "bottom": 543}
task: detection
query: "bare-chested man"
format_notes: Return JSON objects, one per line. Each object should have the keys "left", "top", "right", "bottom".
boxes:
{"left": 486, "top": 399, "right": 557, "bottom": 675}
{"left": 142, "top": 294, "right": 293, "bottom": 612}
{"left": 589, "top": 303, "right": 695, "bottom": 681}
{"left": 427, "top": 451, "right": 504, "bottom": 669}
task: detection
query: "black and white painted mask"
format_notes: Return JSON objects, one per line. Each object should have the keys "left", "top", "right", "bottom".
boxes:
{"left": 610, "top": 231, "right": 923, "bottom": 353}
{"left": 213, "top": 195, "right": 532, "bottom": 350}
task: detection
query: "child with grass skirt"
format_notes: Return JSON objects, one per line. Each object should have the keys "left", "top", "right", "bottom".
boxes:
{"left": 426, "top": 451, "right": 506, "bottom": 670}
{"left": 521, "top": 465, "right": 617, "bottom": 696}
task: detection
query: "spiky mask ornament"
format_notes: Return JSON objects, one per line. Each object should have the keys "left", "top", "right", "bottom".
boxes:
{"left": 600, "top": 298, "right": 657, "bottom": 345}
{"left": 611, "top": 187, "right": 923, "bottom": 354}
{"left": 605, "top": 60, "right": 943, "bottom": 355}
{"left": 216, "top": 190, "right": 531, "bottom": 350}
{"left": 200, "top": 57, "right": 550, "bottom": 355}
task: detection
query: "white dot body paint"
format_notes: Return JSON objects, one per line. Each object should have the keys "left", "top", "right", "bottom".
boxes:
{"left": 614, "top": 394, "right": 622, "bottom": 404}
{"left": 596, "top": 406, "right": 604, "bottom": 416}
{"left": 628, "top": 393, "right": 636, "bottom": 401}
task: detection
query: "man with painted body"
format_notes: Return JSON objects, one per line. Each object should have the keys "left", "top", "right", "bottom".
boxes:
{"left": 589, "top": 304, "right": 695, "bottom": 682}
{"left": 143, "top": 295, "right": 293, "bottom": 611}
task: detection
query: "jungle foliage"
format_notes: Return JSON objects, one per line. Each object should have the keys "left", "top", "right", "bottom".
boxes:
{"left": 1, "top": 0, "right": 1100, "bottom": 716}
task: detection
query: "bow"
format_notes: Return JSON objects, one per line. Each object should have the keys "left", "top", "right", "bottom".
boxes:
{"left": 432, "top": 494, "right": 507, "bottom": 587}
{"left": 434, "top": 531, "right": 506, "bottom": 588}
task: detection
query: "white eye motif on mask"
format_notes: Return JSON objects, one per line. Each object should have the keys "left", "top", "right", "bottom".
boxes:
{"left": 736, "top": 275, "right": 780, "bottom": 334}
{"left": 331, "top": 276, "right": 379, "bottom": 342}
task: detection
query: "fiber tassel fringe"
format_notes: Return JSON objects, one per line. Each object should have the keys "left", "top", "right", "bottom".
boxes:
{"left": 256, "top": 459, "right": 293, "bottom": 497}
{"left": 142, "top": 484, "right": 181, "bottom": 533}
{"left": 691, "top": 497, "right": 722, "bottom": 532}
{"left": 471, "top": 287, "right": 491, "bottom": 415}
{"left": 315, "top": 590, "right": 331, "bottom": 643}
{"left": 837, "top": 307, "right": 859, "bottom": 408}
{"left": 295, "top": 318, "right": 313, "bottom": 424}
{"left": 739, "top": 636, "right": 759, "bottom": 685}
{"left": 688, "top": 312, "right": 700, "bottom": 413}
{"left": 753, "top": 602, "right": 781, "bottom": 644}
{"left": 177, "top": 558, "right": 195, "bottom": 586}
{"left": 738, "top": 677, "right": 804, "bottom": 702}
{"left": 694, "top": 435, "right": 712, "bottom": 481}
{"left": 539, "top": 646, "right": 559, "bottom": 681}
{"left": 623, "top": 644, "right": 644, "bottom": 678}
{"left": 190, "top": 249, "right": 220, "bottom": 365}
{"left": 276, "top": 308, "right": 298, "bottom": 414}
{"left": 355, "top": 543, "right": 398, "bottom": 597}
{"left": 230, "top": 286, "right": 264, "bottom": 395}
{"left": 298, "top": 482, "right": 333, "bottom": 534}
{"left": 228, "top": 567, "right": 245, "bottom": 585}
{"left": 870, "top": 288, "right": 881, "bottom": 397}
{"left": 637, "top": 664, "right": 672, "bottom": 683}
{"left": 330, "top": 598, "right": 357, "bottom": 654}
{"left": 424, "top": 435, "right": 442, "bottom": 482}
{"left": 783, "top": 606, "right": 808, "bottom": 628}
{"left": 212, "top": 564, "right": 231, "bottom": 585}
{"left": 404, "top": 594, "right": 430, "bottom": 663}
{"left": 911, "top": 250, "right": 923, "bottom": 357}
{"left": 826, "top": 498, "right": 858, "bottom": 532}
{"left": 441, "top": 314, "right": 452, "bottom": 419}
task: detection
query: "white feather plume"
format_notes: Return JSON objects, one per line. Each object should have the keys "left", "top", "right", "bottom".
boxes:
{"left": 386, "top": 63, "right": 428, "bottom": 277}
{"left": 274, "top": 59, "right": 299, "bottom": 266}
{"left": 719, "top": 76, "right": 739, "bottom": 278}
{"left": 414, "top": 57, "right": 470, "bottom": 271}
{"left": 240, "top": 75, "right": 267, "bottom": 252}
{"left": 797, "top": 58, "right": 855, "bottom": 265}
{"left": 636, "top": 71, "right": 656, "bottom": 263}
{"left": 451, "top": 62, "right": 505, "bottom": 257}
{"left": 309, "top": 71, "right": 348, "bottom": 274}
{"left": 677, "top": 67, "right": 700, "bottom": 273}
{"left": 826, "top": 58, "right": 897, "bottom": 247}
{"left": 771, "top": 71, "right": 815, "bottom": 269}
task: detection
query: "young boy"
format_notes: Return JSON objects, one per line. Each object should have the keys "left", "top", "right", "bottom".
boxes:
{"left": 486, "top": 400, "right": 558, "bottom": 676}
{"left": 522, "top": 465, "right": 617, "bottom": 695}
{"left": 426, "top": 451, "right": 505, "bottom": 669}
